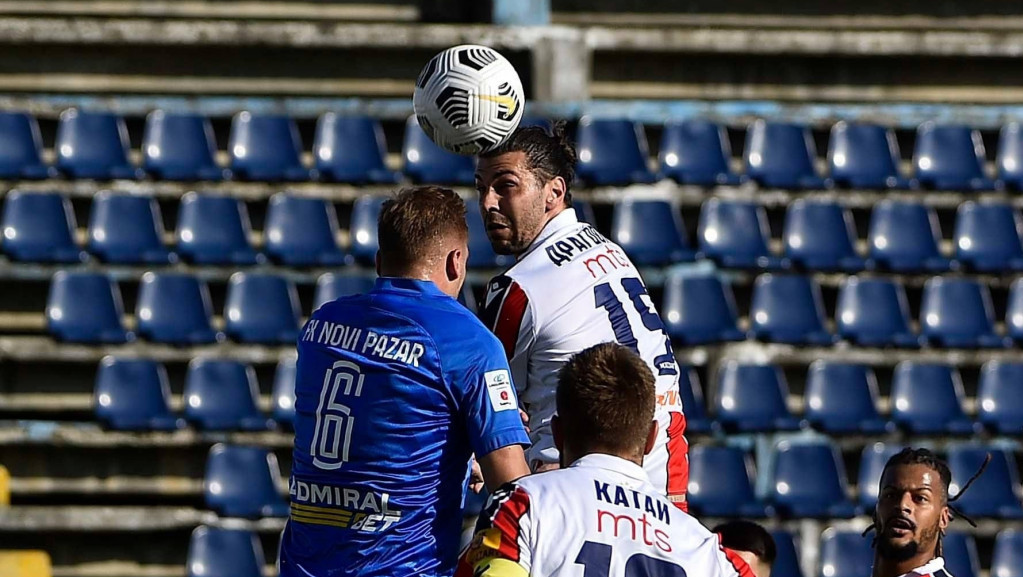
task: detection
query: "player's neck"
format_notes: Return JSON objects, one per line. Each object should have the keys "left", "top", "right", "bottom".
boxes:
{"left": 872, "top": 550, "right": 938, "bottom": 577}
{"left": 516, "top": 205, "right": 570, "bottom": 257}
{"left": 567, "top": 447, "right": 644, "bottom": 468}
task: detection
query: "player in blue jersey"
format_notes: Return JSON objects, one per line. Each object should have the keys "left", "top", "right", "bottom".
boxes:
{"left": 278, "top": 186, "right": 531, "bottom": 577}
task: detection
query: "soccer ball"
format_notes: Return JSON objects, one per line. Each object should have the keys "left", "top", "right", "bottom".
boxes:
{"left": 413, "top": 44, "right": 524, "bottom": 155}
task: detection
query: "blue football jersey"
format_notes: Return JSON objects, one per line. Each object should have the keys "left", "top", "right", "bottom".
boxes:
{"left": 279, "top": 277, "right": 530, "bottom": 577}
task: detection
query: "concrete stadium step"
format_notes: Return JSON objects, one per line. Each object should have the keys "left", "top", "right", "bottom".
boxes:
{"left": 0, "top": 1, "right": 418, "bottom": 21}
{"left": 554, "top": 12, "right": 1023, "bottom": 31}
{"left": 0, "top": 424, "right": 293, "bottom": 449}
{"left": 0, "top": 336, "right": 293, "bottom": 363}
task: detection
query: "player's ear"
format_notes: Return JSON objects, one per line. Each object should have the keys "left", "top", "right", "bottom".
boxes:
{"left": 544, "top": 176, "right": 566, "bottom": 210}
{"left": 939, "top": 504, "right": 951, "bottom": 532}
{"left": 445, "top": 246, "right": 465, "bottom": 283}
{"left": 552, "top": 414, "right": 563, "bottom": 452}
{"left": 644, "top": 420, "right": 659, "bottom": 455}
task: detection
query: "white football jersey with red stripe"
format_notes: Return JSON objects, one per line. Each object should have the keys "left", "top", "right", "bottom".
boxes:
{"left": 480, "top": 209, "right": 688, "bottom": 501}
{"left": 456, "top": 454, "right": 753, "bottom": 577}
{"left": 895, "top": 558, "right": 953, "bottom": 577}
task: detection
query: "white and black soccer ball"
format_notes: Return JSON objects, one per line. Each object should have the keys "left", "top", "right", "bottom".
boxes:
{"left": 413, "top": 44, "right": 524, "bottom": 155}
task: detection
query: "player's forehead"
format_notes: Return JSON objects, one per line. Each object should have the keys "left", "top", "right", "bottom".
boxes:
{"left": 475, "top": 151, "right": 530, "bottom": 182}
{"left": 880, "top": 463, "right": 938, "bottom": 492}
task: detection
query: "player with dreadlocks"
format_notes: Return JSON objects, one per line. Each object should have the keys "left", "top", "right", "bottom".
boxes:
{"left": 865, "top": 447, "right": 988, "bottom": 577}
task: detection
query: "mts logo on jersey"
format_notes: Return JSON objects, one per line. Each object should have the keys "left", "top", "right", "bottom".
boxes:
{"left": 594, "top": 480, "right": 673, "bottom": 553}
{"left": 485, "top": 369, "right": 517, "bottom": 412}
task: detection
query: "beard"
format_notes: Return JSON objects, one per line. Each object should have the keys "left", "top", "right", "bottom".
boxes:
{"left": 876, "top": 521, "right": 941, "bottom": 562}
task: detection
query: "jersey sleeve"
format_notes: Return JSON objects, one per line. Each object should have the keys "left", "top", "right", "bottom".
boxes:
{"left": 456, "top": 483, "right": 533, "bottom": 577}
{"left": 715, "top": 540, "right": 757, "bottom": 577}
{"left": 480, "top": 275, "right": 534, "bottom": 392}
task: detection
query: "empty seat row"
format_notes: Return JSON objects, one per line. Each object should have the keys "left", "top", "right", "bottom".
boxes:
{"left": 666, "top": 272, "right": 1023, "bottom": 349}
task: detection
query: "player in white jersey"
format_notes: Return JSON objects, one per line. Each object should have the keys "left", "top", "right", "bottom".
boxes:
{"left": 456, "top": 343, "right": 751, "bottom": 577}
{"left": 475, "top": 123, "right": 688, "bottom": 507}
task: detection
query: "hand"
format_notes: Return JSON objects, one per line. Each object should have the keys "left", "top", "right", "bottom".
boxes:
{"left": 519, "top": 409, "right": 530, "bottom": 433}
{"left": 469, "top": 458, "right": 485, "bottom": 493}
{"left": 531, "top": 460, "right": 560, "bottom": 473}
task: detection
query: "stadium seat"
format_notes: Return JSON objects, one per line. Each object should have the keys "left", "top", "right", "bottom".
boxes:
{"left": 857, "top": 443, "right": 903, "bottom": 509}
{"left": 466, "top": 198, "right": 513, "bottom": 268}
{"left": 610, "top": 199, "right": 695, "bottom": 266}
{"left": 678, "top": 366, "right": 711, "bottom": 434}
{"left": 919, "top": 277, "right": 1007, "bottom": 348}
{"left": 992, "top": 529, "right": 1023, "bottom": 577}
{"left": 818, "top": 529, "right": 873, "bottom": 577}
{"left": 828, "top": 121, "right": 910, "bottom": 189}
{"left": 804, "top": 361, "right": 890, "bottom": 434}
{"left": 135, "top": 272, "right": 218, "bottom": 345}
{"left": 55, "top": 109, "right": 140, "bottom": 180}
{"left": 185, "top": 359, "right": 270, "bottom": 431}
{"left": 749, "top": 274, "right": 834, "bottom": 345}
{"left": 94, "top": 357, "right": 182, "bottom": 430}
{"left": 687, "top": 446, "right": 768, "bottom": 517}
{"left": 187, "top": 526, "right": 263, "bottom": 577}
{"left": 228, "top": 112, "right": 311, "bottom": 181}
{"left": 223, "top": 273, "right": 301, "bottom": 344}
{"left": 46, "top": 271, "right": 130, "bottom": 343}
{"left": 913, "top": 123, "right": 995, "bottom": 191}
{"left": 947, "top": 445, "right": 1023, "bottom": 519}
{"left": 575, "top": 117, "right": 657, "bottom": 185}
{"left": 1, "top": 190, "right": 85, "bottom": 263}
{"left": 87, "top": 191, "right": 174, "bottom": 264}
{"left": 349, "top": 195, "right": 386, "bottom": 265}
{"left": 997, "top": 122, "right": 1023, "bottom": 191}
{"left": 890, "top": 362, "right": 977, "bottom": 435}
{"left": 314, "top": 113, "right": 400, "bottom": 183}
{"left": 769, "top": 439, "right": 857, "bottom": 518}
{"left": 264, "top": 193, "right": 347, "bottom": 266}
{"left": 272, "top": 358, "right": 297, "bottom": 428}
{"left": 175, "top": 192, "right": 260, "bottom": 265}
{"left": 954, "top": 201, "right": 1023, "bottom": 272}
{"left": 978, "top": 360, "right": 1023, "bottom": 434}
{"left": 770, "top": 530, "right": 804, "bottom": 577}
{"left": 659, "top": 119, "right": 742, "bottom": 186}
{"left": 458, "top": 282, "right": 478, "bottom": 314}
{"left": 0, "top": 551, "right": 52, "bottom": 577}
{"left": 403, "top": 116, "right": 475, "bottom": 185}
{"left": 744, "top": 120, "right": 826, "bottom": 189}
{"left": 835, "top": 276, "right": 921, "bottom": 347}
{"left": 867, "top": 200, "right": 951, "bottom": 272}
{"left": 661, "top": 273, "right": 744, "bottom": 345}
{"left": 715, "top": 362, "right": 802, "bottom": 432}
{"left": 142, "top": 111, "right": 226, "bottom": 181}
{"left": 314, "top": 272, "right": 376, "bottom": 310}
{"left": 1006, "top": 279, "right": 1023, "bottom": 342}
{"left": 573, "top": 199, "right": 597, "bottom": 226}
{"left": 0, "top": 111, "right": 52, "bottom": 179}
{"left": 782, "top": 200, "right": 866, "bottom": 271}
{"left": 697, "top": 198, "right": 786, "bottom": 269}
{"left": 205, "top": 444, "right": 288, "bottom": 518}
{"left": 943, "top": 532, "right": 980, "bottom": 577}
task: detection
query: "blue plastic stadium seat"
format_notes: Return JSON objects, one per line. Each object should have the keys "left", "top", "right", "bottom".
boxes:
{"left": 467, "top": 198, "right": 513, "bottom": 269}
{"left": 662, "top": 273, "right": 744, "bottom": 345}
{"left": 575, "top": 117, "right": 657, "bottom": 185}
{"left": 890, "top": 362, "right": 977, "bottom": 435}
{"left": 659, "top": 119, "right": 742, "bottom": 186}
{"left": 715, "top": 362, "right": 802, "bottom": 433}
{"left": 1007, "top": 279, "right": 1023, "bottom": 342}
{"left": 185, "top": 359, "right": 269, "bottom": 431}
{"left": 187, "top": 526, "right": 264, "bottom": 577}
{"left": 175, "top": 192, "right": 259, "bottom": 265}
{"left": 828, "top": 121, "right": 910, "bottom": 189}
{"left": 687, "top": 446, "right": 768, "bottom": 517}
{"left": 0, "top": 111, "right": 52, "bottom": 179}
{"left": 135, "top": 272, "right": 218, "bottom": 345}
{"left": 954, "top": 201, "right": 1023, "bottom": 272}
{"left": 678, "top": 366, "right": 711, "bottom": 434}
{"left": 997, "top": 122, "right": 1023, "bottom": 191}
{"left": 224, "top": 273, "right": 301, "bottom": 344}
{"left": 836, "top": 276, "right": 921, "bottom": 347}
{"left": 402, "top": 116, "right": 475, "bottom": 185}
{"left": 47, "top": 271, "right": 130, "bottom": 343}
{"left": 804, "top": 361, "right": 890, "bottom": 434}
{"left": 818, "top": 529, "right": 873, "bottom": 577}
{"left": 228, "top": 112, "right": 312, "bottom": 182}
{"left": 264, "top": 193, "right": 347, "bottom": 266}
{"left": 920, "top": 277, "right": 1007, "bottom": 348}
{"left": 947, "top": 445, "right": 1023, "bottom": 519}
{"left": 744, "top": 120, "right": 826, "bottom": 189}
{"left": 272, "top": 358, "right": 297, "bottom": 428}
{"left": 770, "top": 439, "right": 857, "bottom": 518}
{"left": 610, "top": 199, "right": 695, "bottom": 265}
{"left": 87, "top": 191, "right": 174, "bottom": 264}
{"left": 978, "top": 361, "right": 1023, "bottom": 434}
{"left": 770, "top": 530, "right": 804, "bottom": 577}
{"left": 314, "top": 114, "right": 400, "bottom": 183}
{"left": 94, "top": 357, "right": 182, "bottom": 430}
{"left": 1, "top": 190, "right": 85, "bottom": 263}
{"left": 857, "top": 443, "right": 903, "bottom": 509}
{"left": 458, "top": 282, "right": 478, "bottom": 314}
{"left": 314, "top": 272, "right": 376, "bottom": 310}
{"left": 204, "top": 444, "right": 289, "bottom": 518}
{"left": 749, "top": 274, "right": 834, "bottom": 345}
{"left": 913, "top": 123, "right": 995, "bottom": 191}
{"left": 349, "top": 195, "right": 386, "bottom": 265}
{"left": 697, "top": 198, "right": 786, "bottom": 269}
{"left": 55, "top": 109, "right": 141, "bottom": 179}
{"left": 142, "top": 111, "right": 226, "bottom": 181}
{"left": 783, "top": 200, "right": 866, "bottom": 271}
{"left": 992, "top": 529, "right": 1023, "bottom": 577}
{"left": 943, "top": 532, "right": 980, "bottom": 577}
{"left": 573, "top": 200, "right": 597, "bottom": 225}
{"left": 868, "top": 200, "right": 951, "bottom": 272}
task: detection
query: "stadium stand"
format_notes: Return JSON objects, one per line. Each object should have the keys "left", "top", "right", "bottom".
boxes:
{"left": 866, "top": 200, "right": 951, "bottom": 272}
{"left": 0, "top": 551, "right": 52, "bottom": 577}
{"left": 348, "top": 195, "right": 387, "bottom": 265}
{"left": 45, "top": 271, "right": 131, "bottom": 343}
{"left": 223, "top": 273, "right": 302, "bottom": 344}
{"left": 744, "top": 121, "right": 825, "bottom": 190}
{"left": 187, "top": 526, "right": 265, "bottom": 577}
{"left": 87, "top": 191, "right": 175, "bottom": 264}
{"left": 768, "top": 439, "right": 857, "bottom": 519}
{"left": 204, "top": 444, "right": 289, "bottom": 518}
{"left": 992, "top": 529, "right": 1023, "bottom": 577}
{"left": 314, "top": 114, "right": 401, "bottom": 184}
{"left": 946, "top": 445, "right": 1023, "bottom": 520}
{"left": 943, "top": 532, "right": 981, "bottom": 577}
{"left": 402, "top": 116, "right": 475, "bottom": 185}
{"left": 978, "top": 361, "right": 1023, "bottom": 434}
{"left": 714, "top": 362, "right": 801, "bottom": 433}
{"left": 913, "top": 123, "right": 995, "bottom": 191}
{"left": 175, "top": 192, "right": 261, "bottom": 265}
{"left": 686, "top": 445, "right": 768, "bottom": 518}
{"left": 0, "top": 112, "right": 52, "bottom": 180}
{"left": 857, "top": 443, "right": 904, "bottom": 510}
{"left": 782, "top": 200, "right": 865, "bottom": 271}
{"left": 749, "top": 274, "right": 834, "bottom": 345}
{"left": 93, "top": 357, "right": 183, "bottom": 431}
{"left": 54, "top": 109, "right": 141, "bottom": 180}
{"left": 0, "top": 465, "right": 8, "bottom": 507}
{"left": 803, "top": 361, "right": 890, "bottom": 434}
{"left": 610, "top": 198, "right": 695, "bottom": 265}
{"left": 769, "top": 530, "right": 803, "bottom": 577}
{"left": 228, "top": 112, "right": 312, "bottom": 182}
{"left": 697, "top": 199, "right": 786, "bottom": 269}
{"left": 271, "top": 358, "right": 298, "bottom": 429}
{"left": 659, "top": 119, "right": 742, "bottom": 186}
{"left": 142, "top": 111, "right": 226, "bottom": 181}
{"left": 890, "top": 362, "right": 977, "bottom": 435}
{"left": 0, "top": 190, "right": 85, "bottom": 263}
{"left": 953, "top": 201, "right": 1023, "bottom": 272}
{"left": 135, "top": 273, "right": 219, "bottom": 345}
{"left": 919, "top": 277, "right": 1007, "bottom": 348}
{"left": 676, "top": 366, "right": 710, "bottom": 434}
{"left": 183, "top": 359, "right": 271, "bottom": 431}
{"left": 827, "top": 121, "right": 910, "bottom": 190}
{"left": 263, "top": 193, "right": 348, "bottom": 267}
{"left": 574, "top": 117, "right": 657, "bottom": 185}
{"left": 818, "top": 529, "right": 873, "bottom": 577}
{"left": 835, "top": 277, "right": 920, "bottom": 348}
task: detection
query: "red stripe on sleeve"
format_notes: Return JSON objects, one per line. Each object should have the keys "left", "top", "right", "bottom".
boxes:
{"left": 718, "top": 540, "right": 757, "bottom": 577}
{"left": 494, "top": 282, "right": 528, "bottom": 359}
{"left": 665, "top": 412, "right": 690, "bottom": 504}
{"left": 492, "top": 487, "right": 531, "bottom": 562}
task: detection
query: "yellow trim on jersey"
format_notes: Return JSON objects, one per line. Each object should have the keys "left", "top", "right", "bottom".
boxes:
{"left": 289, "top": 503, "right": 358, "bottom": 528}
{"left": 471, "top": 558, "right": 528, "bottom": 577}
